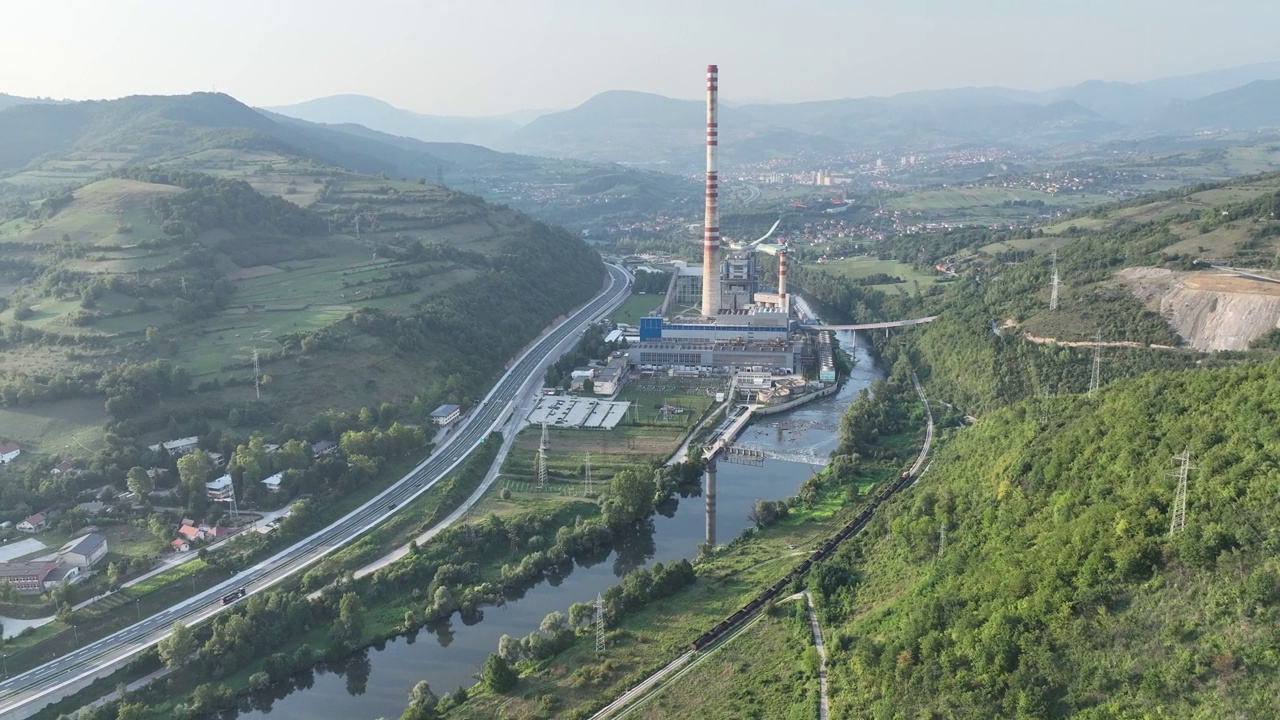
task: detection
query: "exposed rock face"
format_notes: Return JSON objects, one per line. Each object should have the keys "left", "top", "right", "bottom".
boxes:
{"left": 1120, "top": 268, "right": 1280, "bottom": 351}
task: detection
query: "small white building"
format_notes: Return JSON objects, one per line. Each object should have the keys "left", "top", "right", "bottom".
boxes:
{"left": 171, "top": 539, "right": 191, "bottom": 553}
{"left": 430, "top": 404, "right": 461, "bottom": 426}
{"left": 261, "top": 472, "right": 284, "bottom": 492}
{"left": 149, "top": 436, "right": 200, "bottom": 457}
{"left": 593, "top": 357, "right": 630, "bottom": 396}
{"left": 0, "top": 442, "right": 20, "bottom": 464}
{"left": 206, "top": 474, "right": 234, "bottom": 500}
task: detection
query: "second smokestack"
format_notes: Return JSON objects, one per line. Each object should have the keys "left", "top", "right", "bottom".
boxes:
{"left": 701, "top": 64, "right": 721, "bottom": 318}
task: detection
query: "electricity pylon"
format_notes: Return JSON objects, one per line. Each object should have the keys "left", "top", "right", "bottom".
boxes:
{"left": 1049, "top": 249, "right": 1061, "bottom": 311}
{"left": 536, "top": 420, "right": 549, "bottom": 491}
{"left": 1169, "top": 447, "right": 1195, "bottom": 536}
{"left": 595, "top": 592, "right": 606, "bottom": 654}
{"left": 1088, "top": 331, "right": 1102, "bottom": 397}
{"left": 583, "top": 452, "right": 592, "bottom": 495}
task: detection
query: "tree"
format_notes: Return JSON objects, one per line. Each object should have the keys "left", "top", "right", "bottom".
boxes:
{"left": 403, "top": 680, "right": 438, "bottom": 718}
{"left": 332, "top": 592, "right": 365, "bottom": 648}
{"left": 248, "top": 671, "right": 271, "bottom": 691}
{"left": 481, "top": 652, "right": 517, "bottom": 693}
{"left": 177, "top": 451, "right": 212, "bottom": 490}
{"left": 126, "top": 467, "right": 152, "bottom": 499}
{"left": 116, "top": 703, "right": 149, "bottom": 720}
{"left": 497, "top": 633, "right": 520, "bottom": 662}
{"left": 603, "top": 468, "right": 657, "bottom": 527}
{"left": 158, "top": 621, "right": 197, "bottom": 669}
{"left": 582, "top": 377, "right": 594, "bottom": 394}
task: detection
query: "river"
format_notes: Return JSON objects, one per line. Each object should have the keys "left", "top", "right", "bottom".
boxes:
{"left": 241, "top": 329, "right": 880, "bottom": 720}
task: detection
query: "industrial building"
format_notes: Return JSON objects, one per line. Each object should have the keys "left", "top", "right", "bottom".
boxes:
{"left": 632, "top": 64, "right": 801, "bottom": 375}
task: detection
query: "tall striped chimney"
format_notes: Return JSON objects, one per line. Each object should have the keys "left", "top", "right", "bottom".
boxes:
{"left": 701, "top": 64, "right": 721, "bottom": 318}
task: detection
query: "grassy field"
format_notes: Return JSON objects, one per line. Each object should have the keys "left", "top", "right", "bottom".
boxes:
{"left": 447, "top": 514, "right": 843, "bottom": 720}
{"left": 978, "top": 234, "right": 1080, "bottom": 256}
{"left": 0, "top": 397, "right": 110, "bottom": 456}
{"left": 816, "top": 256, "right": 939, "bottom": 289}
{"left": 611, "top": 293, "right": 664, "bottom": 326}
{"left": 636, "top": 608, "right": 818, "bottom": 720}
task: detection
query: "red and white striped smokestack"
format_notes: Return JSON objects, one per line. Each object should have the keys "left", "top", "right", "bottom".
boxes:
{"left": 700, "top": 64, "right": 721, "bottom": 318}
{"left": 778, "top": 249, "right": 787, "bottom": 299}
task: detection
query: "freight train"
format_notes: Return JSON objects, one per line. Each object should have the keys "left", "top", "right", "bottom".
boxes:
{"left": 690, "top": 470, "right": 914, "bottom": 652}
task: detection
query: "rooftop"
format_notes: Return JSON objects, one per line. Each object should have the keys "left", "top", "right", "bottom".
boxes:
{"left": 430, "top": 404, "right": 461, "bottom": 417}
{"left": 60, "top": 533, "right": 106, "bottom": 557}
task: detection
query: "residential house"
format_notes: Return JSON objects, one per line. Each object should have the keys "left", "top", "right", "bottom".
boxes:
{"left": 177, "top": 525, "right": 202, "bottom": 543}
{"left": 59, "top": 533, "right": 108, "bottom": 569}
{"left": 0, "top": 442, "right": 20, "bottom": 464}
{"left": 311, "top": 440, "right": 338, "bottom": 457}
{"left": 148, "top": 436, "right": 200, "bottom": 457}
{"left": 429, "top": 404, "right": 461, "bottom": 426}
{"left": 49, "top": 460, "right": 78, "bottom": 476}
{"left": 261, "top": 472, "right": 284, "bottom": 492}
{"left": 171, "top": 539, "right": 191, "bottom": 553}
{"left": 76, "top": 501, "right": 107, "bottom": 515}
{"left": 206, "top": 474, "right": 234, "bottom": 500}
{"left": 17, "top": 513, "right": 47, "bottom": 533}
{"left": 206, "top": 526, "right": 230, "bottom": 539}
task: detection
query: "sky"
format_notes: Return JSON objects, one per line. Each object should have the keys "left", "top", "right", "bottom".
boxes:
{"left": 2, "top": 0, "right": 1278, "bottom": 116}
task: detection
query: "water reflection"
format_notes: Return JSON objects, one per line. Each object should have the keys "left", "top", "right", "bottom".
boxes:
{"left": 238, "top": 331, "right": 879, "bottom": 720}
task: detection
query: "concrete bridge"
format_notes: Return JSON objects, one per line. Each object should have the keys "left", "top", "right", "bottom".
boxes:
{"left": 801, "top": 315, "right": 938, "bottom": 331}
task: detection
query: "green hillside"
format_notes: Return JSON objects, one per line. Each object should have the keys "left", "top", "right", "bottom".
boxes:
{"left": 0, "top": 160, "right": 603, "bottom": 517}
{"left": 817, "top": 361, "right": 1280, "bottom": 718}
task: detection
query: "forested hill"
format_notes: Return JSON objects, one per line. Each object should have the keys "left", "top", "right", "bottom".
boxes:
{"left": 817, "top": 360, "right": 1280, "bottom": 718}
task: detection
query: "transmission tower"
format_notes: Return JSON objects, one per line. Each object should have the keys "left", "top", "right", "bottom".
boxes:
{"left": 353, "top": 214, "right": 360, "bottom": 239}
{"left": 536, "top": 420, "right": 549, "bottom": 491}
{"left": 437, "top": 164, "right": 444, "bottom": 187}
{"left": 228, "top": 483, "right": 239, "bottom": 521}
{"left": 252, "top": 346, "right": 261, "bottom": 400}
{"left": 938, "top": 522, "right": 946, "bottom": 559}
{"left": 180, "top": 275, "right": 187, "bottom": 297}
{"left": 1088, "top": 331, "right": 1102, "bottom": 397}
{"left": 1169, "top": 447, "right": 1195, "bottom": 536}
{"left": 1049, "top": 249, "right": 1061, "bottom": 311}
{"left": 583, "top": 452, "right": 593, "bottom": 495}
{"left": 508, "top": 528, "right": 518, "bottom": 554}
{"left": 595, "top": 592, "right": 606, "bottom": 655}
{"left": 1039, "top": 385, "right": 1052, "bottom": 426}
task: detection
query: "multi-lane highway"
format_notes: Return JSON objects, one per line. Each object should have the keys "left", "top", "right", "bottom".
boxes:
{"left": 0, "top": 263, "right": 632, "bottom": 718}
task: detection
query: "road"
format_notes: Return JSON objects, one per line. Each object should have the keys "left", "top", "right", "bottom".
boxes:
{"left": 798, "top": 591, "right": 829, "bottom": 720}
{"left": 0, "top": 263, "right": 632, "bottom": 719}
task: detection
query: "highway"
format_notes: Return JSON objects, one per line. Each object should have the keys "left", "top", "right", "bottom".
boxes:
{"left": 0, "top": 263, "right": 633, "bottom": 718}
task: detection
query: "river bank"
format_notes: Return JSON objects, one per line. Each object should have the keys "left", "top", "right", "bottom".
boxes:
{"left": 213, "top": 331, "right": 882, "bottom": 720}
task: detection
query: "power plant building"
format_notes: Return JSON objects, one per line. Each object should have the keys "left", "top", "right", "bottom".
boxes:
{"left": 632, "top": 64, "right": 799, "bottom": 374}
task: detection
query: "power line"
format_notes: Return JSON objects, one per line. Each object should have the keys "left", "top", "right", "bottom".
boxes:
{"left": 583, "top": 452, "right": 592, "bottom": 495}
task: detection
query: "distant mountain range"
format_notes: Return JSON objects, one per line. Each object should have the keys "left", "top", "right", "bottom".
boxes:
{"left": 264, "top": 61, "right": 1280, "bottom": 169}
{"left": 0, "top": 91, "right": 693, "bottom": 229}
{"left": 3, "top": 61, "right": 1279, "bottom": 173}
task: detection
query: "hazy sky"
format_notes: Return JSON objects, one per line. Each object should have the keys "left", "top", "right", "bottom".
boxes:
{"left": 2, "top": 0, "right": 1277, "bottom": 116}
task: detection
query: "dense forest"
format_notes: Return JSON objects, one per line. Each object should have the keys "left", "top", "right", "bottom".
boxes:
{"left": 814, "top": 361, "right": 1280, "bottom": 718}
